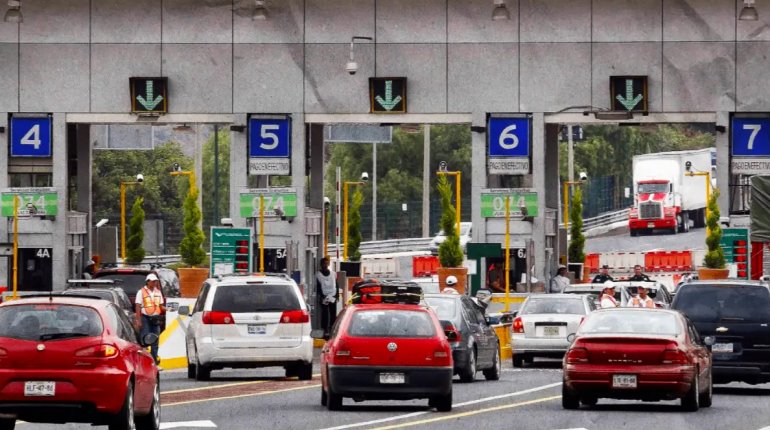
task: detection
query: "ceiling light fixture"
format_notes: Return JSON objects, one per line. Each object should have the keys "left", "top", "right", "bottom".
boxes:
{"left": 252, "top": 0, "right": 268, "bottom": 20}
{"left": 492, "top": 0, "right": 510, "bottom": 21}
{"left": 4, "top": 0, "right": 22, "bottom": 23}
{"left": 739, "top": 0, "right": 758, "bottom": 21}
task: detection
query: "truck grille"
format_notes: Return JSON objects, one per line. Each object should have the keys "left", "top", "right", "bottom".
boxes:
{"left": 639, "top": 202, "right": 662, "bottom": 219}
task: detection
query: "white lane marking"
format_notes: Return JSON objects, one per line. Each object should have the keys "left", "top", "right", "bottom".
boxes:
{"left": 318, "top": 382, "right": 561, "bottom": 430}
{"left": 160, "top": 420, "right": 218, "bottom": 429}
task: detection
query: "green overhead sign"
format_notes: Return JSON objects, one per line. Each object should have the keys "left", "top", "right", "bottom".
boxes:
{"left": 480, "top": 189, "right": 538, "bottom": 218}
{"left": 210, "top": 227, "right": 252, "bottom": 276}
{"left": 1, "top": 188, "right": 58, "bottom": 217}
{"left": 239, "top": 188, "right": 298, "bottom": 218}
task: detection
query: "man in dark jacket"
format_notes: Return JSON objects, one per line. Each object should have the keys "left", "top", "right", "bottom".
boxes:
{"left": 592, "top": 265, "right": 614, "bottom": 283}
{"left": 315, "top": 257, "right": 338, "bottom": 337}
{"left": 629, "top": 264, "right": 651, "bottom": 281}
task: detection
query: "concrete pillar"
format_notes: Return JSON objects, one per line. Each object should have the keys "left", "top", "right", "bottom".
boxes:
{"left": 76, "top": 124, "right": 91, "bottom": 256}
{"left": 716, "top": 111, "right": 730, "bottom": 214}
{"left": 229, "top": 114, "right": 248, "bottom": 228}
{"left": 308, "top": 124, "right": 324, "bottom": 210}
{"left": 0, "top": 113, "right": 7, "bottom": 286}
{"left": 291, "top": 113, "right": 308, "bottom": 288}
{"left": 52, "top": 114, "right": 67, "bottom": 290}
{"left": 531, "top": 113, "right": 547, "bottom": 282}
{"left": 471, "top": 111, "right": 487, "bottom": 287}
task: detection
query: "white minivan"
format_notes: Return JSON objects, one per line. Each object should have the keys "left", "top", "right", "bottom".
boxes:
{"left": 181, "top": 273, "right": 313, "bottom": 381}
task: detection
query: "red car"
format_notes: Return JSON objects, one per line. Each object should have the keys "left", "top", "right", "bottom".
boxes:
{"left": 562, "top": 308, "right": 712, "bottom": 411}
{"left": 319, "top": 303, "right": 454, "bottom": 411}
{"left": 0, "top": 295, "right": 160, "bottom": 430}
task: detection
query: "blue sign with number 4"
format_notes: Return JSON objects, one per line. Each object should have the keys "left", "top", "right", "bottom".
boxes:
{"left": 11, "top": 117, "right": 51, "bottom": 157}
{"left": 732, "top": 118, "right": 770, "bottom": 157}
{"left": 249, "top": 117, "right": 291, "bottom": 158}
{"left": 488, "top": 117, "right": 530, "bottom": 158}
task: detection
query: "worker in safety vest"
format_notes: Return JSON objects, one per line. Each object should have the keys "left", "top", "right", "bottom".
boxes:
{"left": 135, "top": 273, "right": 165, "bottom": 364}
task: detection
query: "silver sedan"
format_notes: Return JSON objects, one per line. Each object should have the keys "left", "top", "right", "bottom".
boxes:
{"left": 511, "top": 293, "right": 596, "bottom": 367}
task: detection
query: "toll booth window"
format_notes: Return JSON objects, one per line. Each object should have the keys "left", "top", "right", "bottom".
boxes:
{"left": 9, "top": 173, "right": 52, "bottom": 188}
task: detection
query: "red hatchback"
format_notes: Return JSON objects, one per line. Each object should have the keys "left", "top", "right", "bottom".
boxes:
{"left": 0, "top": 295, "right": 160, "bottom": 430}
{"left": 320, "top": 303, "right": 454, "bottom": 411}
{"left": 562, "top": 308, "right": 712, "bottom": 411}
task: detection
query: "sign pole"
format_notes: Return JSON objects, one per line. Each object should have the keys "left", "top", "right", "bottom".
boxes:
{"left": 12, "top": 195, "right": 19, "bottom": 300}
{"left": 259, "top": 195, "right": 265, "bottom": 273}
{"left": 504, "top": 196, "right": 510, "bottom": 313}
{"left": 336, "top": 167, "right": 341, "bottom": 265}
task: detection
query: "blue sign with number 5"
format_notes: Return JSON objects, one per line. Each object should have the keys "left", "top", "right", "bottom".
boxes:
{"left": 11, "top": 116, "right": 51, "bottom": 157}
{"left": 732, "top": 118, "right": 770, "bottom": 157}
{"left": 249, "top": 117, "right": 291, "bottom": 158}
{"left": 488, "top": 117, "right": 530, "bottom": 157}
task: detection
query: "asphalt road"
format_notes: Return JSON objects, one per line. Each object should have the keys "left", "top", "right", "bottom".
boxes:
{"left": 17, "top": 357, "right": 770, "bottom": 430}
{"left": 586, "top": 226, "right": 706, "bottom": 254}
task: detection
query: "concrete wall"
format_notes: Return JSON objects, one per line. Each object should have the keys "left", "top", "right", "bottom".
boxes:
{"left": 0, "top": 0, "right": 762, "bottom": 288}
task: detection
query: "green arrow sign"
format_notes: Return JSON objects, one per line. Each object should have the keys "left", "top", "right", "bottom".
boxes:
{"left": 239, "top": 188, "right": 298, "bottom": 218}
{"left": 375, "top": 80, "right": 402, "bottom": 111}
{"left": 369, "top": 77, "right": 407, "bottom": 113}
{"left": 615, "top": 79, "right": 643, "bottom": 111}
{"left": 1, "top": 188, "right": 58, "bottom": 217}
{"left": 137, "top": 80, "right": 164, "bottom": 110}
{"left": 480, "top": 189, "right": 538, "bottom": 218}
{"left": 610, "top": 75, "right": 648, "bottom": 112}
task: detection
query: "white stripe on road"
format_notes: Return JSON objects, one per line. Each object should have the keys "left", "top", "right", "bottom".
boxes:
{"left": 318, "top": 382, "right": 561, "bottom": 430}
{"left": 160, "top": 420, "right": 217, "bottom": 429}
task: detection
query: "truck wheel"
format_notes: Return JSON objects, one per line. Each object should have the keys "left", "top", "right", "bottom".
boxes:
{"left": 682, "top": 212, "right": 690, "bottom": 232}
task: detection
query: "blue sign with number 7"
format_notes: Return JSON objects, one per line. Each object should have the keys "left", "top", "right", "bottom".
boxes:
{"left": 10, "top": 116, "right": 52, "bottom": 157}
{"left": 249, "top": 117, "right": 291, "bottom": 158}
{"left": 732, "top": 117, "right": 770, "bottom": 157}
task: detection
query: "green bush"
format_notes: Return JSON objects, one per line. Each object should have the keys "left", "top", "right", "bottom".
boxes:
{"left": 348, "top": 188, "right": 364, "bottom": 262}
{"left": 703, "top": 189, "right": 725, "bottom": 269}
{"left": 568, "top": 186, "right": 586, "bottom": 264}
{"left": 437, "top": 175, "right": 463, "bottom": 268}
{"left": 179, "top": 186, "right": 206, "bottom": 267}
{"left": 125, "top": 197, "right": 146, "bottom": 264}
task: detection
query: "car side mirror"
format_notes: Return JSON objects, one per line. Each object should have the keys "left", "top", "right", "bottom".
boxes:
{"left": 142, "top": 333, "right": 159, "bottom": 347}
{"left": 444, "top": 330, "right": 458, "bottom": 341}
{"left": 178, "top": 305, "right": 190, "bottom": 316}
{"left": 567, "top": 333, "right": 576, "bottom": 343}
{"left": 703, "top": 336, "right": 715, "bottom": 346}
{"left": 310, "top": 329, "right": 326, "bottom": 340}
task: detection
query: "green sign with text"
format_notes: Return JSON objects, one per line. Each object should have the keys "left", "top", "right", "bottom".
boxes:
{"left": 1, "top": 188, "right": 58, "bottom": 216}
{"left": 239, "top": 188, "right": 298, "bottom": 218}
{"left": 480, "top": 189, "right": 538, "bottom": 218}
{"left": 210, "top": 227, "right": 252, "bottom": 276}
{"left": 720, "top": 227, "right": 750, "bottom": 279}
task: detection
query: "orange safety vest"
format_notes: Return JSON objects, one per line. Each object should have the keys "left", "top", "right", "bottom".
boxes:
{"left": 141, "top": 287, "right": 162, "bottom": 316}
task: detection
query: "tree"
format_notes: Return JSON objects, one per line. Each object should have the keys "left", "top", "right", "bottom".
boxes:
{"left": 179, "top": 186, "right": 206, "bottom": 267}
{"left": 125, "top": 197, "right": 146, "bottom": 264}
{"left": 703, "top": 189, "right": 726, "bottom": 269}
{"left": 347, "top": 188, "right": 364, "bottom": 262}
{"left": 568, "top": 187, "right": 586, "bottom": 264}
{"left": 437, "top": 175, "right": 463, "bottom": 268}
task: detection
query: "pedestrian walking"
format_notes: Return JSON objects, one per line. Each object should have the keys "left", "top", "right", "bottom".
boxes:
{"left": 316, "top": 257, "right": 338, "bottom": 337}
{"left": 550, "top": 266, "right": 570, "bottom": 294}
{"left": 592, "top": 265, "right": 614, "bottom": 284}
{"left": 629, "top": 264, "right": 651, "bottom": 281}
{"left": 134, "top": 273, "right": 165, "bottom": 365}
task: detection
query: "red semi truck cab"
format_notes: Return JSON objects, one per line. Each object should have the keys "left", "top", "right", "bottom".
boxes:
{"left": 628, "top": 180, "right": 678, "bottom": 236}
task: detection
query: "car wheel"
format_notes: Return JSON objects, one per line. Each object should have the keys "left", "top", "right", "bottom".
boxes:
{"left": 195, "top": 360, "right": 211, "bottom": 381}
{"left": 580, "top": 396, "right": 598, "bottom": 407}
{"left": 483, "top": 347, "right": 501, "bottom": 381}
{"left": 561, "top": 381, "right": 580, "bottom": 410}
{"left": 681, "top": 371, "right": 700, "bottom": 412}
{"left": 321, "top": 386, "right": 328, "bottom": 406}
{"left": 699, "top": 369, "right": 713, "bottom": 408}
{"left": 327, "top": 388, "right": 342, "bottom": 411}
{"left": 0, "top": 418, "right": 16, "bottom": 430}
{"left": 136, "top": 380, "right": 160, "bottom": 430}
{"left": 459, "top": 348, "right": 477, "bottom": 382}
{"left": 187, "top": 362, "right": 196, "bottom": 379}
{"left": 297, "top": 362, "right": 313, "bottom": 381}
{"left": 433, "top": 390, "right": 452, "bottom": 412}
{"left": 512, "top": 355, "right": 524, "bottom": 368}
{"left": 109, "top": 381, "right": 135, "bottom": 430}
{"left": 630, "top": 229, "right": 638, "bottom": 237}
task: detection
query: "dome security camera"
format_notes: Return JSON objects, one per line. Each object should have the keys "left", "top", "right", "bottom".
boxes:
{"left": 360, "top": 172, "right": 369, "bottom": 182}
{"left": 685, "top": 161, "right": 692, "bottom": 172}
{"left": 172, "top": 163, "right": 181, "bottom": 172}
{"left": 136, "top": 174, "right": 144, "bottom": 183}
{"left": 578, "top": 172, "right": 588, "bottom": 181}
{"left": 323, "top": 196, "right": 331, "bottom": 209}
{"left": 345, "top": 61, "right": 358, "bottom": 75}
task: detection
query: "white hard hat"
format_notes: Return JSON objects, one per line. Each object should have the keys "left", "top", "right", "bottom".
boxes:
{"left": 146, "top": 273, "right": 159, "bottom": 282}
{"left": 446, "top": 275, "right": 458, "bottom": 286}
{"left": 603, "top": 280, "right": 615, "bottom": 289}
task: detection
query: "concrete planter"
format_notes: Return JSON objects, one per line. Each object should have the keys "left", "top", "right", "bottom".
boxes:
{"left": 178, "top": 267, "right": 210, "bottom": 298}
{"left": 437, "top": 267, "right": 469, "bottom": 294}
{"left": 697, "top": 267, "right": 729, "bottom": 280}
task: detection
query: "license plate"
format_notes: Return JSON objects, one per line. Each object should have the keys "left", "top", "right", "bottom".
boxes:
{"left": 379, "top": 373, "right": 405, "bottom": 384}
{"left": 612, "top": 374, "right": 637, "bottom": 389}
{"left": 542, "top": 326, "right": 560, "bottom": 337}
{"left": 647, "top": 222, "right": 655, "bottom": 228}
{"left": 712, "top": 343, "right": 733, "bottom": 354}
{"left": 24, "top": 381, "right": 55, "bottom": 397}
{"left": 247, "top": 324, "right": 266, "bottom": 335}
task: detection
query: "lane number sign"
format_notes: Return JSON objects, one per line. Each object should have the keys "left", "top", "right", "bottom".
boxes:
{"left": 10, "top": 116, "right": 52, "bottom": 157}
{"left": 487, "top": 117, "right": 531, "bottom": 175}
{"left": 249, "top": 116, "right": 291, "bottom": 176}
{"left": 732, "top": 117, "right": 770, "bottom": 175}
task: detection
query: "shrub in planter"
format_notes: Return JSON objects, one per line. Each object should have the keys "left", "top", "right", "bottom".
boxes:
{"left": 437, "top": 175, "right": 463, "bottom": 268}
{"left": 179, "top": 186, "right": 206, "bottom": 267}
{"left": 703, "top": 189, "right": 725, "bottom": 269}
{"left": 567, "top": 186, "right": 585, "bottom": 267}
{"left": 125, "top": 197, "right": 146, "bottom": 264}
{"left": 348, "top": 188, "right": 364, "bottom": 262}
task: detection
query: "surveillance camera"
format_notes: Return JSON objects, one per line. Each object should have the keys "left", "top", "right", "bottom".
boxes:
{"left": 685, "top": 161, "right": 692, "bottom": 172}
{"left": 96, "top": 218, "right": 109, "bottom": 228}
{"left": 360, "top": 172, "right": 369, "bottom": 182}
{"left": 345, "top": 61, "right": 358, "bottom": 75}
{"left": 136, "top": 174, "right": 144, "bottom": 183}
{"left": 323, "top": 196, "right": 331, "bottom": 209}
{"left": 220, "top": 217, "right": 234, "bottom": 227}
{"left": 172, "top": 163, "right": 181, "bottom": 172}
{"left": 578, "top": 172, "right": 588, "bottom": 181}
{"left": 438, "top": 161, "right": 448, "bottom": 172}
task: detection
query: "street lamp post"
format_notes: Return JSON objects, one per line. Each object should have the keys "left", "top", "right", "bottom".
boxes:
{"left": 343, "top": 176, "right": 367, "bottom": 261}
{"left": 436, "top": 162, "right": 462, "bottom": 236}
{"left": 120, "top": 176, "right": 143, "bottom": 263}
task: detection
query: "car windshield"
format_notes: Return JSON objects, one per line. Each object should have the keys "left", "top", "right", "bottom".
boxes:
{"left": 93, "top": 273, "right": 146, "bottom": 298}
{"left": 580, "top": 311, "right": 680, "bottom": 336}
{"left": 212, "top": 284, "right": 300, "bottom": 313}
{"left": 674, "top": 285, "right": 770, "bottom": 323}
{"left": 424, "top": 296, "right": 458, "bottom": 321}
{"left": 348, "top": 310, "right": 435, "bottom": 338}
{"left": 520, "top": 297, "right": 586, "bottom": 315}
{"left": 638, "top": 183, "right": 668, "bottom": 193}
{"left": 0, "top": 304, "right": 103, "bottom": 341}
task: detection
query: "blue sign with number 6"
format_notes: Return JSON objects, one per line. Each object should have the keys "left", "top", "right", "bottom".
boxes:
{"left": 11, "top": 116, "right": 51, "bottom": 157}
{"left": 488, "top": 117, "right": 530, "bottom": 158}
{"left": 249, "top": 117, "right": 291, "bottom": 158}
{"left": 732, "top": 118, "right": 770, "bottom": 157}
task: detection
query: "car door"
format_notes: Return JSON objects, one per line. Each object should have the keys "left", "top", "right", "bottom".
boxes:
{"left": 187, "top": 282, "right": 211, "bottom": 359}
{"left": 685, "top": 318, "right": 711, "bottom": 385}
{"left": 472, "top": 300, "right": 498, "bottom": 365}
{"left": 461, "top": 297, "right": 491, "bottom": 367}
{"left": 109, "top": 305, "right": 156, "bottom": 408}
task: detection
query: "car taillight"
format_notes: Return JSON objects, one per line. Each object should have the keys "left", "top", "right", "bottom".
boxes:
{"left": 280, "top": 310, "right": 309, "bottom": 324}
{"left": 565, "top": 347, "right": 588, "bottom": 364}
{"left": 512, "top": 317, "right": 524, "bottom": 334}
{"left": 202, "top": 311, "right": 234, "bottom": 324}
{"left": 662, "top": 344, "right": 688, "bottom": 365}
{"left": 75, "top": 344, "right": 118, "bottom": 358}
{"left": 0, "top": 347, "right": 7, "bottom": 357}
{"left": 443, "top": 323, "right": 462, "bottom": 343}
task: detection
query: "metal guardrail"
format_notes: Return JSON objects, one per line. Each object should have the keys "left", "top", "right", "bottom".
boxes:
{"left": 328, "top": 237, "right": 433, "bottom": 255}
{"left": 581, "top": 208, "right": 628, "bottom": 232}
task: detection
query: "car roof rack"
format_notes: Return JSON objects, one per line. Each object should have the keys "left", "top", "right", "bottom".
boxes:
{"left": 67, "top": 279, "right": 116, "bottom": 285}
{"left": 349, "top": 279, "right": 423, "bottom": 305}
{"left": 13, "top": 292, "right": 106, "bottom": 301}
{"left": 215, "top": 272, "right": 293, "bottom": 282}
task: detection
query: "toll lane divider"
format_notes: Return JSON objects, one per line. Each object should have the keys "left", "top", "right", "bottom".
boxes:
{"left": 159, "top": 298, "right": 196, "bottom": 370}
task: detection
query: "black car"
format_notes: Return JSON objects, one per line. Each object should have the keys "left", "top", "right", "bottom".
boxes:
{"left": 93, "top": 266, "right": 180, "bottom": 299}
{"left": 424, "top": 293, "right": 501, "bottom": 382}
{"left": 63, "top": 282, "right": 136, "bottom": 326}
{"left": 671, "top": 280, "right": 770, "bottom": 385}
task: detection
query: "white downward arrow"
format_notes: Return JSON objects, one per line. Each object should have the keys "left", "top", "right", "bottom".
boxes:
{"left": 160, "top": 420, "right": 217, "bottom": 429}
